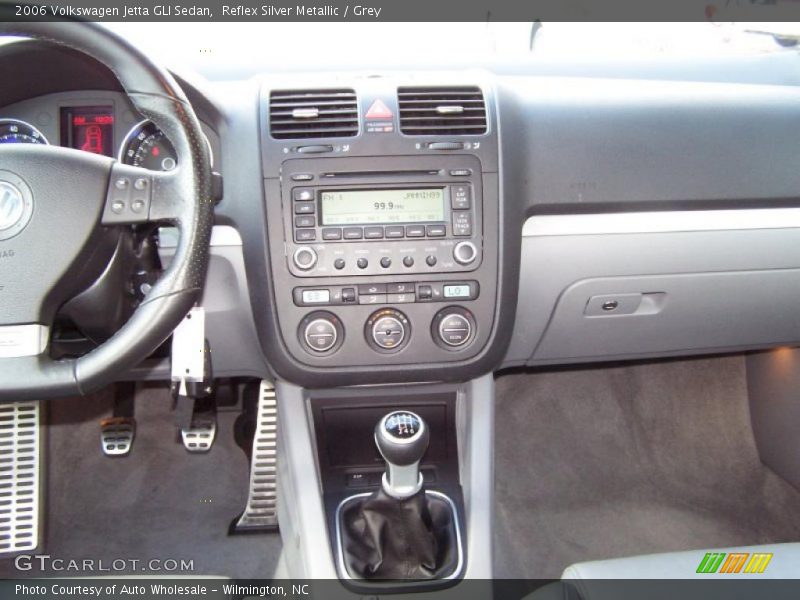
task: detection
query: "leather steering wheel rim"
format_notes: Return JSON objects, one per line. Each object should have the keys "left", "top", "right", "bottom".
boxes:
{"left": 0, "top": 22, "right": 213, "bottom": 401}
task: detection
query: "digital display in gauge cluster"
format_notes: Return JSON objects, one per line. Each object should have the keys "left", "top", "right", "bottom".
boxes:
{"left": 60, "top": 105, "right": 115, "bottom": 157}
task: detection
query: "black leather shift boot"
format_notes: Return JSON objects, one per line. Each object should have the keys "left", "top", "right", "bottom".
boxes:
{"left": 340, "top": 488, "right": 459, "bottom": 580}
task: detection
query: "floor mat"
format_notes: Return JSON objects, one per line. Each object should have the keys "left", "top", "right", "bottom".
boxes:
{"left": 494, "top": 355, "right": 800, "bottom": 579}
{"left": 0, "top": 385, "right": 281, "bottom": 578}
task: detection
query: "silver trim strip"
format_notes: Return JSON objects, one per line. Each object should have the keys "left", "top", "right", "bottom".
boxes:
{"left": 0, "top": 325, "right": 48, "bottom": 358}
{"left": 522, "top": 208, "right": 800, "bottom": 237}
{"left": 334, "top": 490, "right": 465, "bottom": 582}
{"left": 158, "top": 225, "right": 242, "bottom": 248}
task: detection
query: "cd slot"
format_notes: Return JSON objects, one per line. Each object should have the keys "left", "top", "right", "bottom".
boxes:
{"left": 320, "top": 169, "right": 442, "bottom": 179}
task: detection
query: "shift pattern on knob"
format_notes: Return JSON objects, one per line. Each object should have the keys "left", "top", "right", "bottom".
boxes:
{"left": 375, "top": 410, "right": 430, "bottom": 499}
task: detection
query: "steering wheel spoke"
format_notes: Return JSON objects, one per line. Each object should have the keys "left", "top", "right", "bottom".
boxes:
{"left": 0, "top": 323, "right": 49, "bottom": 359}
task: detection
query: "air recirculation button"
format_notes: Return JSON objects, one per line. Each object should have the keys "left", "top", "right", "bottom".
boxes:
{"left": 366, "top": 309, "right": 410, "bottom": 353}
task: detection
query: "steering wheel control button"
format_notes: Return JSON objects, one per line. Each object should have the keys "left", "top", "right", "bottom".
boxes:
{"left": 453, "top": 241, "right": 478, "bottom": 265}
{"left": 366, "top": 308, "right": 410, "bottom": 353}
{"left": 432, "top": 307, "right": 476, "bottom": 350}
{"left": 103, "top": 165, "right": 152, "bottom": 225}
{"left": 293, "top": 247, "right": 317, "bottom": 270}
{"left": 299, "top": 311, "right": 343, "bottom": 355}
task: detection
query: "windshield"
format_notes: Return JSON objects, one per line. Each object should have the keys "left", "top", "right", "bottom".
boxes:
{"left": 100, "top": 21, "right": 799, "bottom": 77}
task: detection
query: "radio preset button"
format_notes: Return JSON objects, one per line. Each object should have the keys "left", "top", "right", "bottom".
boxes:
{"left": 385, "top": 226, "right": 405, "bottom": 238}
{"left": 380, "top": 257, "right": 392, "bottom": 269}
{"left": 356, "top": 258, "right": 369, "bottom": 269}
{"left": 343, "top": 227, "right": 363, "bottom": 240}
{"left": 294, "top": 202, "right": 315, "bottom": 215}
{"left": 405, "top": 225, "right": 425, "bottom": 237}
{"left": 322, "top": 228, "right": 342, "bottom": 240}
{"left": 426, "top": 224, "right": 446, "bottom": 237}
{"left": 295, "top": 215, "right": 315, "bottom": 228}
{"left": 293, "top": 188, "right": 314, "bottom": 201}
{"left": 364, "top": 226, "right": 384, "bottom": 239}
{"left": 293, "top": 247, "right": 317, "bottom": 270}
{"left": 453, "top": 241, "right": 478, "bottom": 265}
{"left": 334, "top": 258, "right": 346, "bottom": 270}
{"left": 295, "top": 229, "right": 316, "bottom": 242}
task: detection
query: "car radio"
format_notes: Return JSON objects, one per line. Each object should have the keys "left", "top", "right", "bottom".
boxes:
{"left": 281, "top": 155, "right": 483, "bottom": 278}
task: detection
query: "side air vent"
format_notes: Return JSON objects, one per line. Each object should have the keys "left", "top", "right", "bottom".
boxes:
{"left": 398, "top": 86, "right": 487, "bottom": 136}
{"left": 269, "top": 89, "right": 358, "bottom": 139}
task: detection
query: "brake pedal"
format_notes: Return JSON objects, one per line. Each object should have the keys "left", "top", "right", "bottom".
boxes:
{"left": 181, "top": 415, "right": 217, "bottom": 453}
{"left": 234, "top": 381, "right": 278, "bottom": 532}
{"left": 0, "top": 401, "right": 42, "bottom": 554}
{"left": 100, "top": 417, "right": 136, "bottom": 457}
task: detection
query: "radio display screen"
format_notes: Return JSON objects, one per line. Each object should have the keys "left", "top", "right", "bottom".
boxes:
{"left": 320, "top": 188, "right": 446, "bottom": 226}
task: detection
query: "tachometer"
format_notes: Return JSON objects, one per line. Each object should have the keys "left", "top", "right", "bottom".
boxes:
{"left": 0, "top": 119, "right": 49, "bottom": 145}
{"left": 119, "top": 120, "right": 213, "bottom": 172}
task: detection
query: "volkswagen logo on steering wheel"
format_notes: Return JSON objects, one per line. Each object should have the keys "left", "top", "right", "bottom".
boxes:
{"left": 0, "top": 173, "right": 33, "bottom": 242}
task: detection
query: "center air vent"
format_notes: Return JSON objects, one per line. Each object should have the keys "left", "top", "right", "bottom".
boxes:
{"left": 398, "top": 86, "right": 487, "bottom": 136}
{"left": 269, "top": 89, "right": 358, "bottom": 139}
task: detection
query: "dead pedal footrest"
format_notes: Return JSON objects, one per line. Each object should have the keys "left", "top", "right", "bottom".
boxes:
{"left": 0, "top": 401, "right": 42, "bottom": 554}
{"left": 100, "top": 417, "right": 136, "bottom": 457}
{"left": 234, "top": 381, "right": 278, "bottom": 532}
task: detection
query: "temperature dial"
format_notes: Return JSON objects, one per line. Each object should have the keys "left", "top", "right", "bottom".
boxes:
{"left": 366, "top": 308, "right": 410, "bottom": 353}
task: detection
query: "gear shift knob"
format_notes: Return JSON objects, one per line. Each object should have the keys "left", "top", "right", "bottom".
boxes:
{"left": 374, "top": 411, "right": 430, "bottom": 499}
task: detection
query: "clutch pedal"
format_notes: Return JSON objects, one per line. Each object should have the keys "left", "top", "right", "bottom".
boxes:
{"left": 0, "top": 401, "right": 42, "bottom": 554}
{"left": 234, "top": 381, "right": 278, "bottom": 532}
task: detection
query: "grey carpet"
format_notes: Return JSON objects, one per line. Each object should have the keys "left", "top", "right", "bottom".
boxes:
{"left": 494, "top": 355, "right": 800, "bottom": 579}
{"left": 0, "top": 385, "right": 281, "bottom": 578}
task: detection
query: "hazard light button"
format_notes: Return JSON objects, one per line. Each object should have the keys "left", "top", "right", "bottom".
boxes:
{"left": 365, "top": 99, "right": 393, "bottom": 120}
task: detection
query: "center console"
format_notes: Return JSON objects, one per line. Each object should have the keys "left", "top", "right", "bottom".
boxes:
{"left": 259, "top": 77, "right": 512, "bottom": 387}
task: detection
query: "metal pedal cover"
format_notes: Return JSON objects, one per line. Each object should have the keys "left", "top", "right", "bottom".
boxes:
{"left": 234, "top": 381, "right": 278, "bottom": 532}
{"left": 100, "top": 417, "right": 136, "bottom": 457}
{"left": 0, "top": 401, "right": 42, "bottom": 554}
{"left": 181, "top": 417, "right": 216, "bottom": 453}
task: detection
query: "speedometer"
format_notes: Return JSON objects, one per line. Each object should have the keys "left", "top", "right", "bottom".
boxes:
{"left": 0, "top": 119, "right": 49, "bottom": 145}
{"left": 119, "top": 120, "right": 213, "bottom": 172}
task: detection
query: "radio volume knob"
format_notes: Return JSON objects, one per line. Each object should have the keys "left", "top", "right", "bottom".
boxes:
{"left": 293, "top": 247, "right": 317, "bottom": 270}
{"left": 453, "top": 241, "right": 478, "bottom": 265}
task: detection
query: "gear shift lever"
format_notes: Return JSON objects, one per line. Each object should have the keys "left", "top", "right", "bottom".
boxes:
{"left": 375, "top": 410, "right": 430, "bottom": 499}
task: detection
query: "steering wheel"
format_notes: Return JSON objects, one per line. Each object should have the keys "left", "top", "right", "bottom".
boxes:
{"left": 0, "top": 22, "right": 213, "bottom": 401}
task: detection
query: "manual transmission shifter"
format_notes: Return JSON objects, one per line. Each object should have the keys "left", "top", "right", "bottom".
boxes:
{"left": 375, "top": 411, "right": 430, "bottom": 499}
{"left": 338, "top": 410, "right": 460, "bottom": 581}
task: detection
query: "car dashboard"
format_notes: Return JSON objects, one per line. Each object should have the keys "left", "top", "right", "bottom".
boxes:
{"left": 3, "top": 37, "right": 800, "bottom": 389}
